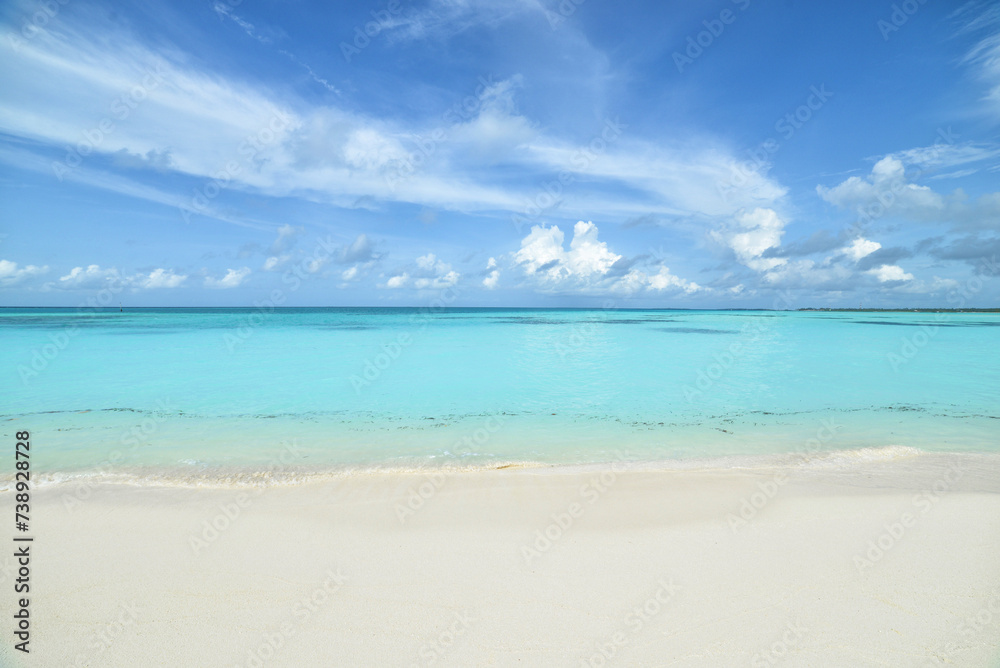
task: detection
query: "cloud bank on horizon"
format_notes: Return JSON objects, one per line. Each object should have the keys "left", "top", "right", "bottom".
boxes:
{"left": 0, "top": 0, "right": 998, "bottom": 307}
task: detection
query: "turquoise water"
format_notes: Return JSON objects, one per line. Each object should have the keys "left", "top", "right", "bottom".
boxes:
{"left": 1, "top": 308, "right": 997, "bottom": 480}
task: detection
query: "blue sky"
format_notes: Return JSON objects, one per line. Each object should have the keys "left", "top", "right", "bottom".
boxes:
{"left": 1, "top": 0, "right": 998, "bottom": 307}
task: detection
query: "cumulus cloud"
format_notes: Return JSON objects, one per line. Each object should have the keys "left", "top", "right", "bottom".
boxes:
{"left": 844, "top": 238, "right": 881, "bottom": 261}
{"left": 515, "top": 221, "right": 621, "bottom": 285}
{"left": 0, "top": 260, "right": 49, "bottom": 286}
{"left": 711, "top": 208, "right": 787, "bottom": 272}
{"left": 482, "top": 257, "right": 500, "bottom": 289}
{"left": 618, "top": 266, "right": 701, "bottom": 294}
{"left": 867, "top": 264, "right": 914, "bottom": 283}
{"left": 383, "top": 252, "right": 459, "bottom": 290}
{"left": 513, "top": 221, "right": 699, "bottom": 295}
{"left": 818, "top": 154, "right": 1000, "bottom": 229}
{"left": 136, "top": 268, "right": 187, "bottom": 289}
{"left": 385, "top": 273, "right": 410, "bottom": 288}
{"left": 412, "top": 254, "right": 459, "bottom": 289}
{"left": 56, "top": 264, "right": 120, "bottom": 289}
{"left": 205, "top": 267, "right": 250, "bottom": 288}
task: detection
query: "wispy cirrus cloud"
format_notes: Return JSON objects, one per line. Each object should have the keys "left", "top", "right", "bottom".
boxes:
{"left": 0, "top": 5, "right": 787, "bottom": 230}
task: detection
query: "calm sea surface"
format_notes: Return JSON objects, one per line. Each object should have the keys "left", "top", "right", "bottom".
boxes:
{"left": 2, "top": 308, "right": 997, "bottom": 481}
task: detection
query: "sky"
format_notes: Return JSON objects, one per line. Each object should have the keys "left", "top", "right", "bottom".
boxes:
{"left": 1, "top": 0, "right": 999, "bottom": 308}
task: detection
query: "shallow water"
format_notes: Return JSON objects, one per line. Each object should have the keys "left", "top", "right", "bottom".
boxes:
{"left": 2, "top": 307, "right": 997, "bottom": 479}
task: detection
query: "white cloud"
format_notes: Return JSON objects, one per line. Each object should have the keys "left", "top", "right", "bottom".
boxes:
{"left": 618, "top": 266, "right": 701, "bottom": 294}
{"left": 957, "top": 2, "right": 1000, "bottom": 116}
{"left": 339, "top": 234, "right": 376, "bottom": 264}
{"left": 513, "top": 221, "right": 699, "bottom": 295}
{"left": 205, "top": 267, "right": 250, "bottom": 288}
{"left": 867, "top": 264, "right": 914, "bottom": 283}
{"left": 761, "top": 259, "right": 851, "bottom": 287}
{"left": 269, "top": 225, "right": 304, "bottom": 255}
{"left": 343, "top": 128, "right": 408, "bottom": 170}
{"left": 449, "top": 76, "right": 536, "bottom": 160}
{"left": 818, "top": 154, "right": 1000, "bottom": 228}
{"left": 514, "top": 225, "right": 566, "bottom": 276}
{"left": 0, "top": 259, "right": 49, "bottom": 286}
{"left": 262, "top": 255, "right": 290, "bottom": 271}
{"left": 385, "top": 273, "right": 409, "bottom": 288}
{"left": 306, "top": 256, "right": 329, "bottom": 274}
{"left": 380, "top": 253, "right": 460, "bottom": 290}
{"left": 515, "top": 221, "right": 621, "bottom": 286}
{"left": 712, "top": 208, "right": 787, "bottom": 272}
{"left": 844, "top": 238, "right": 881, "bottom": 261}
{"left": 136, "top": 268, "right": 186, "bottom": 289}
{"left": 482, "top": 256, "right": 500, "bottom": 289}
{"left": 56, "top": 264, "right": 119, "bottom": 289}
{"left": 414, "top": 271, "right": 459, "bottom": 289}
{"left": 818, "top": 156, "right": 944, "bottom": 216}
{"left": 0, "top": 10, "right": 791, "bottom": 228}
{"left": 341, "top": 266, "right": 359, "bottom": 281}
{"left": 415, "top": 253, "right": 443, "bottom": 272}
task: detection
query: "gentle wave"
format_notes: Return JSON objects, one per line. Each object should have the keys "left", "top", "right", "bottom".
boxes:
{"left": 3, "top": 446, "right": 992, "bottom": 491}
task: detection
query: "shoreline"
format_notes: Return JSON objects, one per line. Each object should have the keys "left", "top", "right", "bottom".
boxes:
{"left": 7, "top": 447, "right": 1000, "bottom": 491}
{"left": 3, "top": 457, "right": 999, "bottom": 666}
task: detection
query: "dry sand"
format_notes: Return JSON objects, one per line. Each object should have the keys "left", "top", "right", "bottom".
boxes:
{"left": 3, "top": 453, "right": 1000, "bottom": 667}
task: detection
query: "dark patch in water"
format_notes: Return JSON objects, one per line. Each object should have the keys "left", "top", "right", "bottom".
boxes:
{"left": 490, "top": 318, "right": 574, "bottom": 325}
{"left": 599, "top": 318, "right": 679, "bottom": 324}
{"left": 315, "top": 324, "right": 378, "bottom": 330}
{"left": 653, "top": 327, "right": 738, "bottom": 334}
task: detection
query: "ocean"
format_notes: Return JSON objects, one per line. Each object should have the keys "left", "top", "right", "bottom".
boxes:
{"left": 2, "top": 307, "right": 997, "bottom": 484}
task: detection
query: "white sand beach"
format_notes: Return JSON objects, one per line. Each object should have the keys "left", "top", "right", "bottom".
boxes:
{"left": 4, "top": 453, "right": 1000, "bottom": 667}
